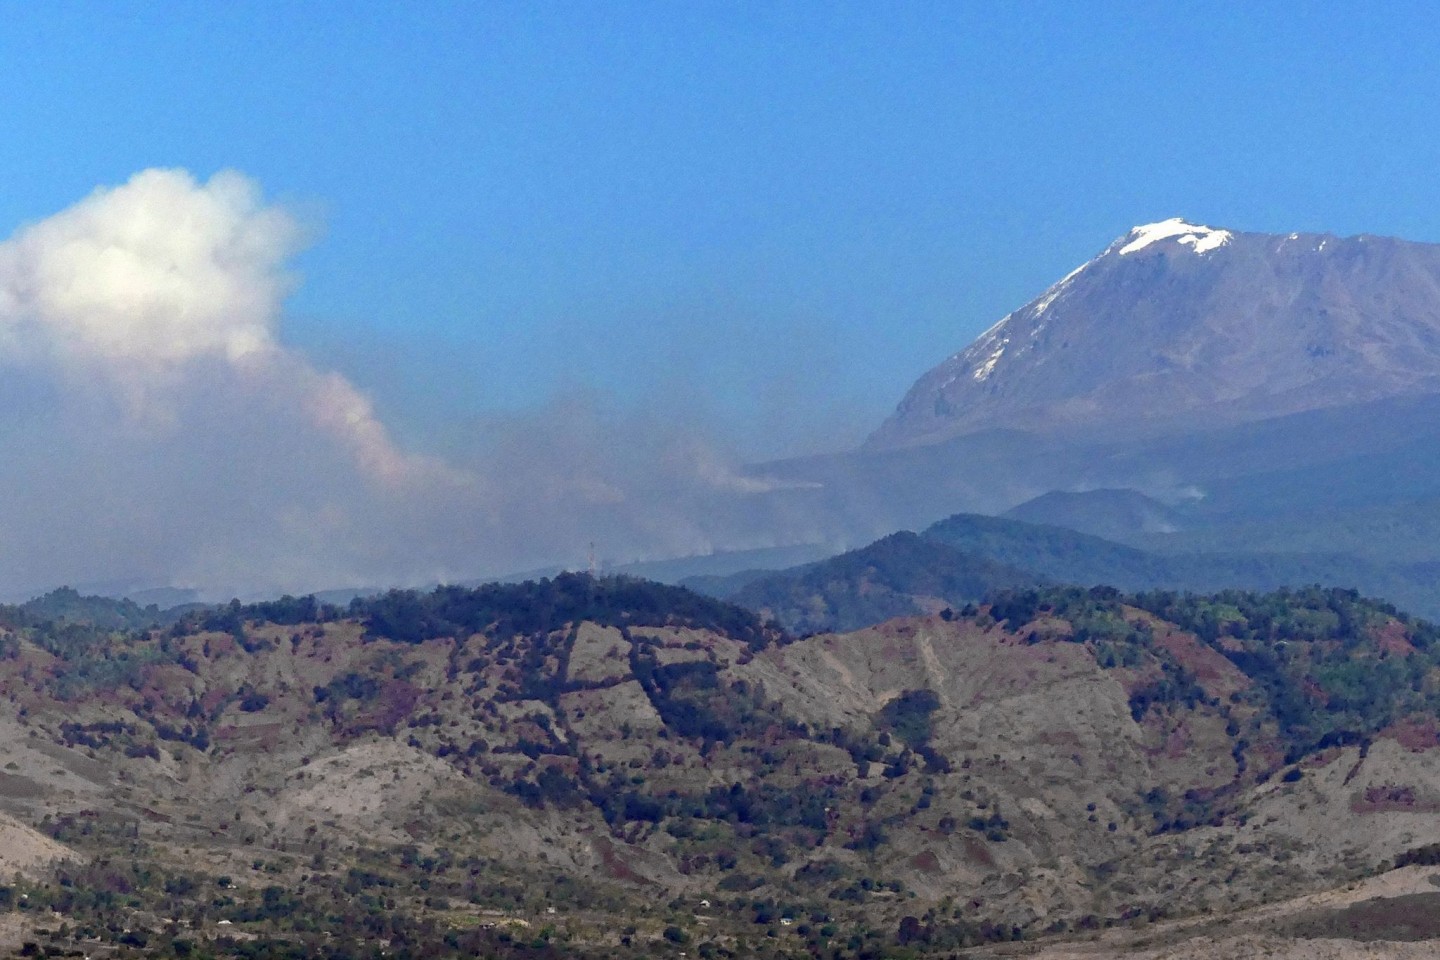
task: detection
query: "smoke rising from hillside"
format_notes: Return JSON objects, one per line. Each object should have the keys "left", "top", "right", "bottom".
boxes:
{"left": 0, "top": 169, "right": 816, "bottom": 598}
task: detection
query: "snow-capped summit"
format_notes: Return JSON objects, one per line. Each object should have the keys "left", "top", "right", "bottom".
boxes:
{"left": 1117, "top": 218, "right": 1233, "bottom": 256}
{"left": 867, "top": 224, "right": 1440, "bottom": 450}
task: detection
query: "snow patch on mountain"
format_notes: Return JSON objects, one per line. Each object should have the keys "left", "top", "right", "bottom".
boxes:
{"left": 972, "top": 337, "right": 1008, "bottom": 381}
{"left": 1119, "top": 218, "right": 1232, "bottom": 256}
{"left": 1032, "top": 260, "right": 1091, "bottom": 317}
{"left": 972, "top": 312, "right": 1013, "bottom": 345}
{"left": 1178, "top": 231, "right": 1230, "bottom": 254}
{"left": 943, "top": 312, "right": 1018, "bottom": 385}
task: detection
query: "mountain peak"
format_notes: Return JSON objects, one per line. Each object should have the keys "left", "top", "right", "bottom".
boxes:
{"left": 1115, "top": 217, "right": 1233, "bottom": 256}
{"left": 869, "top": 223, "right": 1440, "bottom": 449}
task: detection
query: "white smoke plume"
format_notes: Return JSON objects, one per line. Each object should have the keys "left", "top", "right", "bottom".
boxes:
{"left": 0, "top": 169, "right": 450, "bottom": 487}
{"left": 0, "top": 169, "right": 825, "bottom": 599}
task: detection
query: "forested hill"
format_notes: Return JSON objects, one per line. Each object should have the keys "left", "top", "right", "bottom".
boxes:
{"left": 16, "top": 585, "right": 197, "bottom": 631}
{"left": 698, "top": 512, "right": 1440, "bottom": 633}
{"left": 717, "top": 531, "right": 1040, "bottom": 634}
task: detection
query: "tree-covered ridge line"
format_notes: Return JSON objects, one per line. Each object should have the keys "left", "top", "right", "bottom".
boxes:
{"left": 7, "top": 572, "right": 780, "bottom": 646}
{"left": 173, "top": 572, "right": 782, "bottom": 649}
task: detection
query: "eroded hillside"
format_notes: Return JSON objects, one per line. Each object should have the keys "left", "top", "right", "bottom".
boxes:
{"left": 2, "top": 577, "right": 1440, "bottom": 957}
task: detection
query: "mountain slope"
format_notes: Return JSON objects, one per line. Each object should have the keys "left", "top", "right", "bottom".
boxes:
{"left": 870, "top": 220, "right": 1440, "bottom": 449}
{"left": 923, "top": 513, "right": 1171, "bottom": 585}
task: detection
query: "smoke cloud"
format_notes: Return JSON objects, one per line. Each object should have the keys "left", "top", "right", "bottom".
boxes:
{"left": 0, "top": 169, "right": 451, "bottom": 486}
{"left": 0, "top": 169, "right": 825, "bottom": 599}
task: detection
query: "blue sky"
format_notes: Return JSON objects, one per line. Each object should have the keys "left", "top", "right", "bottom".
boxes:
{"left": 5, "top": 2, "right": 1440, "bottom": 457}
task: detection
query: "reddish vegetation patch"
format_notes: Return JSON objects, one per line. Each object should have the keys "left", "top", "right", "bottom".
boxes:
{"left": 1351, "top": 783, "right": 1440, "bottom": 814}
{"left": 592, "top": 836, "right": 653, "bottom": 886}
{"left": 204, "top": 633, "right": 238, "bottom": 657}
{"left": 910, "top": 850, "right": 942, "bottom": 874}
{"left": 1135, "top": 712, "right": 1191, "bottom": 760}
{"left": 962, "top": 836, "right": 995, "bottom": 868}
{"left": 351, "top": 680, "right": 421, "bottom": 735}
{"left": 1250, "top": 739, "right": 1286, "bottom": 775}
{"left": 1152, "top": 627, "right": 1251, "bottom": 699}
{"left": 215, "top": 722, "right": 282, "bottom": 747}
{"left": 1373, "top": 618, "right": 1417, "bottom": 657}
{"left": 199, "top": 686, "right": 231, "bottom": 716}
{"left": 874, "top": 621, "right": 917, "bottom": 661}
{"left": 136, "top": 805, "right": 173, "bottom": 824}
{"left": 1380, "top": 717, "right": 1440, "bottom": 752}
{"left": 538, "top": 755, "right": 580, "bottom": 776}
{"left": 1301, "top": 747, "right": 1345, "bottom": 769}
{"left": 1163, "top": 721, "right": 1192, "bottom": 760}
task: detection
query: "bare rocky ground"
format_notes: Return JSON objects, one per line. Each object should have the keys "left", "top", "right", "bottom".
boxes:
{"left": 0, "top": 810, "right": 75, "bottom": 877}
